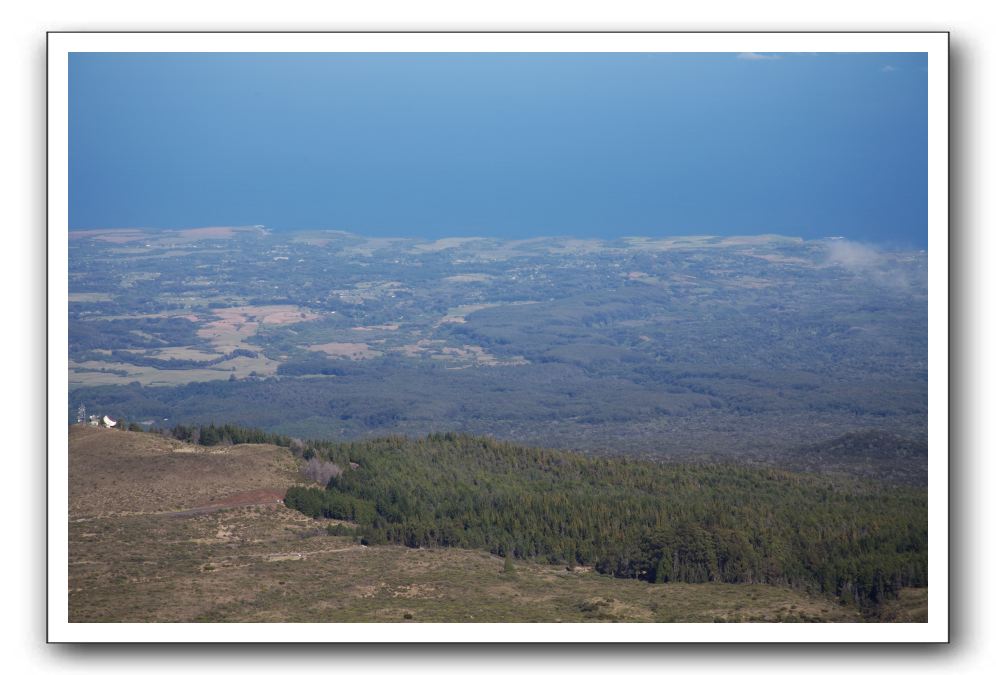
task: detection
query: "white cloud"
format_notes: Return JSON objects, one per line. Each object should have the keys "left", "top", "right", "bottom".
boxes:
{"left": 825, "top": 239, "right": 884, "bottom": 269}
{"left": 881, "top": 65, "right": 898, "bottom": 73}
{"left": 737, "top": 52, "right": 781, "bottom": 61}
{"left": 822, "top": 239, "right": 923, "bottom": 292}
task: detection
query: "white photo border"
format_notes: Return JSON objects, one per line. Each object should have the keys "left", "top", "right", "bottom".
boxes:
{"left": 47, "top": 31, "right": 949, "bottom": 643}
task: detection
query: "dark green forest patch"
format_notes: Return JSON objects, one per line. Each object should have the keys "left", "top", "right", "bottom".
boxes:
{"left": 282, "top": 432, "right": 926, "bottom": 612}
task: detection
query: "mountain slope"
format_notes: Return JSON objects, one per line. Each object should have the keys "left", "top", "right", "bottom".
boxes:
{"left": 67, "top": 427, "right": 882, "bottom": 622}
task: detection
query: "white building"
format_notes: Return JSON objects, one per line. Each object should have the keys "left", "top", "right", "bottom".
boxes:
{"left": 86, "top": 414, "right": 117, "bottom": 428}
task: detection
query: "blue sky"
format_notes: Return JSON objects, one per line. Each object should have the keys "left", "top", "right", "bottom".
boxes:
{"left": 69, "top": 52, "right": 928, "bottom": 246}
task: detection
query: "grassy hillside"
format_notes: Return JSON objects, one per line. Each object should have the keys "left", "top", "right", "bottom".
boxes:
{"left": 69, "top": 425, "right": 300, "bottom": 515}
{"left": 67, "top": 427, "right": 909, "bottom": 623}
{"left": 69, "top": 511, "right": 863, "bottom": 623}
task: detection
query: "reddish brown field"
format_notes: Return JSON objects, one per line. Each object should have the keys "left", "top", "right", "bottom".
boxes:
{"left": 69, "top": 426, "right": 300, "bottom": 516}
{"left": 195, "top": 305, "right": 320, "bottom": 353}
{"left": 68, "top": 229, "right": 148, "bottom": 243}
{"left": 175, "top": 226, "right": 254, "bottom": 239}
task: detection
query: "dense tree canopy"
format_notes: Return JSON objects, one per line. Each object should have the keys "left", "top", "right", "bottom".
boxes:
{"left": 163, "top": 422, "right": 292, "bottom": 448}
{"left": 284, "top": 432, "right": 927, "bottom": 608}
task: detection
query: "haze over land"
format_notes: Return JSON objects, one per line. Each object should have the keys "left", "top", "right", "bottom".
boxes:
{"left": 70, "top": 227, "right": 926, "bottom": 462}
{"left": 68, "top": 52, "right": 928, "bottom": 455}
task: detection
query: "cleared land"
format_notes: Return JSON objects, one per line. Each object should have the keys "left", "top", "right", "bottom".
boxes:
{"left": 69, "top": 426, "right": 300, "bottom": 516}
{"left": 307, "top": 342, "right": 381, "bottom": 360}
{"left": 67, "top": 427, "right": 907, "bottom": 623}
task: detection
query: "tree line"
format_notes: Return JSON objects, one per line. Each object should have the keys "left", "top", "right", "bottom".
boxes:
{"left": 283, "top": 432, "right": 927, "bottom": 609}
{"left": 155, "top": 422, "right": 293, "bottom": 448}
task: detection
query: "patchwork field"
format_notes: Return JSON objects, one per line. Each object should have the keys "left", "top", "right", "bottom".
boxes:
{"left": 198, "top": 305, "right": 320, "bottom": 352}
{"left": 70, "top": 230, "right": 926, "bottom": 457}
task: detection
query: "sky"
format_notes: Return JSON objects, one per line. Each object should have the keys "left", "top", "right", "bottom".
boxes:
{"left": 69, "top": 52, "right": 928, "bottom": 246}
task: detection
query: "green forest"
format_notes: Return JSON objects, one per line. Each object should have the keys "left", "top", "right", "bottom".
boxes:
{"left": 282, "top": 432, "right": 927, "bottom": 610}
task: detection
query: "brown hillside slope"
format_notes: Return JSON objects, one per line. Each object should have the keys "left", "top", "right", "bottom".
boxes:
{"left": 69, "top": 426, "right": 300, "bottom": 516}
{"left": 67, "top": 427, "right": 871, "bottom": 623}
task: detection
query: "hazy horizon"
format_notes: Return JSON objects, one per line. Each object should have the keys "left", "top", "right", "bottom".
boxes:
{"left": 68, "top": 225, "right": 925, "bottom": 251}
{"left": 70, "top": 52, "right": 928, "bottom": 246}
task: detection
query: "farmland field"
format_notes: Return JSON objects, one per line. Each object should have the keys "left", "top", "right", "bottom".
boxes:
{"left": 68, "top": 228, "right": 927, "bottom": 460}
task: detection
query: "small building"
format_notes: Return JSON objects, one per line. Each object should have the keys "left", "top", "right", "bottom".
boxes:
{"left": 86, "top": 414, "right": 117, "bottom": 428}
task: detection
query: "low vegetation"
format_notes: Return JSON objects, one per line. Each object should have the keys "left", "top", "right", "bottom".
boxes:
{"left": 69, "top": 510, "right": 864, "bottom": 623}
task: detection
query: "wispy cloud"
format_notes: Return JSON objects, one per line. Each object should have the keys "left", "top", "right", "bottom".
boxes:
{"left": 822, "top": 239, "right": 923, "bottom": 292}
{"left": 825, "top": 239, "right": 883, "bottom": 269}
{"left": 737, "top": 52, "right": 781, "bottom": 61}
{"left": 881, "top": 65, "right": 898, "bottom": 73}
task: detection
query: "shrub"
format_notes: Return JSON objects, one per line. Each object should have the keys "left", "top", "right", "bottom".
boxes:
{"left": 301, "top": 458, "right": 343, "bottom": 486}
